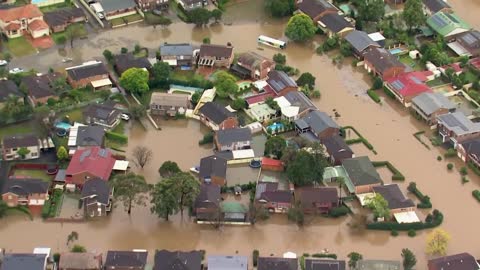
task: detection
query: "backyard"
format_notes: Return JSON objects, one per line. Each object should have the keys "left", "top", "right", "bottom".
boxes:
{"left": 51, "top": 23, "right": 88, "bottom": 45}
{"left": 399, "top": 55, "right": 423, "bottom": 71}
{"left": 39, "top": 1, "right": 75, "bottom": 13}
{"left": 59, "top": 108, "right": 84, "bottom": 123}
{"left": 110, "top": 14, "right": 144, "bottom": 27}
{"left": 0, "top": 120, "right": 43, "bottom": 140}
{"left": 12, "top": 169, "right": 52, "bottom": 182}
{"left": 5, "top": 37, "right": 36, "bottom": 57}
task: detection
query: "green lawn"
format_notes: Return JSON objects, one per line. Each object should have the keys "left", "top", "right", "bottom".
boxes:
{"left": 40, "top": 1, "right": 74, "bottom": 13}
{"left": 171, "top": 70, "right": 205, "bottom": 82}
{"left": 6, "top": 37, "right": 36, "bottom": 57}
{"left": 13, "top": 169, "right": 52, "bottom": 182}
{"left": 111, "top": 120, "right": 126, "bottom": 134}
{"left": 0, "top": 121, "right": 41, "bottom": 140}
{"left": 399, "top": 55, "right": 423, "bottom": 71}
{"left": 60, "top": 108, "right": 84, "bottom": 122}
{"left": 172, "top": 90, "right": 191, "bottom": 95}
{"left": 110, "top": 13, "right": 144, "bottom": 26}
{"left": 427, "top": 77, "right": 448, "bottom": 87}
{"left": 51, "top": 23, "right": 87, "bottom": 45}
{"left": 465, "top": 70, "right": 479, "bottom": 84}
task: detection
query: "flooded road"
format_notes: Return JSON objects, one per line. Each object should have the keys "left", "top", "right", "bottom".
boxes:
{"left": 2, "top": 1, "right": 480, "bottom": 268}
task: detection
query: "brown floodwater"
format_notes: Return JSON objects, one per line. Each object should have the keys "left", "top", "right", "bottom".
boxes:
{"left": 3, "top": 1, "right": 480, "bottom": 268}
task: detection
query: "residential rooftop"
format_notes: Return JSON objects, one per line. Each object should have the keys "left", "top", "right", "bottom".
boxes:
{"left": 437, "top": 112, "right": 480, "bottom": 136}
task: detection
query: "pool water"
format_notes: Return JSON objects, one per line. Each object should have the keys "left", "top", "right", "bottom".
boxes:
{"left": 55, "top": 122, "right": 72, "bottom": 131}
{"left": 267, "top": 122, "right": 285, "bottom": 132}
{"left": 389, "top": 48, "right": 403, "bottom": 55}
{"left": 237, "top": 81, "right": 251, "bottom": 90}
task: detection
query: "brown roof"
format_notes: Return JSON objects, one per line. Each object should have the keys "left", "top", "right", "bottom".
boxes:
{"left": 297, "top": 0, "right": 336, "bottom": 19}
{"left": 237, "top": 51, "right": 275, "bottom": 71}
{"left": 44, "top": 7, "right": 85, "bottom": 28}
{"left": 150, "top": 92, "right": 189, "bottom": 108}
{"left": 59, "top": 252, "right": 102, "bottom": 270}
{"left": 2, "top": 134, "right": 39, "bottom": 149}
{"left": 5, "top": 22, "right": 21, "bottom": 31}
{"left": 21, "top": 73, "right": 63, "bottom": 100}
{"left": 260, "top": 190, "right": 293, "bottom": 203}
{"left": 0, "top": 4, "right": 43, "bottom": 22}
{"left": 363, "top": 47, "right": 405, "bottom": 74}
{"left": 297, "top": 187, "right": 338, "bottom": 207}
{"left": 428, "top": 253, "right": 479, "bottom": 270}
{"left": 199, "top": 44, "right": 233, "bottom": 58}
{"left": 372, "top": 184, "right": 415, "bottom": 210}
{"left": 29, "top": 19, "right": 49, "bottom": 31}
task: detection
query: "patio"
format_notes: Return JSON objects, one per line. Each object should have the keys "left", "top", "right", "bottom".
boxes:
{"left": 58, "top": 193, "right": 84, "bottom": 220}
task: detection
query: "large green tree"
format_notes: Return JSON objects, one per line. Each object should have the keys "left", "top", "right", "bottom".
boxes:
{"left": 159, "top": 161, "right": 181, "bottom": 178}
{"left": 365, "top": 193, "right": 390, "bottom": 220}
{"left": 348, "top": 252, "right": 363, "bottom": 269}
{"left": 171, "top": 172, "right": 200, "bottom": 216}
{"left": 286, "top": 148, "right": 328, "bottom": 186}
{"left": 401, "top": 248, "right": 417, "bottom": 270}
{"left": 210, "top": 9, "right": 222, "bottom": 22}
{"left": 264, "top": 136, "right": 287, "bottom": 159}
{"left": 188, "top": 8, "right": 211, "bottom": 26}
{"left": 402, "top": 0, "right": 425, "bottom": 30}
{"left": 120, "top": 68, "right": 149, "bottom": 95}
{"left": 151, "top": 61, "right": 171, "bottom": 86}
{"left": 214, "top": 71, "right": 238, "bottom": 98}
{"left": 265, "top": 0, "right": 295, "bottom": 17}
{"left": 110, "top": 173, "right": 150, "bottom": 215}
{"left": 57, "top": 146, "right": 69, "bottom": 161}
{"left": 150, "top": 179, "right": 177, "bottom": 221}
{"left": 355, "top": 0, "right": 385, "bottom": 22}
{"left": 285, "top": 14, "right": 316, "bottom": 42}
{"left": 296, "top": 72, "right": 316, "bottom": 88}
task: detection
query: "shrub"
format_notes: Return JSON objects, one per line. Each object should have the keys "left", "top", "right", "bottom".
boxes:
{"left": 329, "top": 205, "right": 349, "bottom": 217}
{"left": 472, "top": 190, "right": 480, "bottom": 202}
{"left": 437, "top": 156, "right": 442, "bottom": 161}
{"left": 373, "top": 77, "right": 383, "bottom": 90}
{"left": 367, "top": 210, "right": 443, "bottom": 231}
{"left": 460, "top": 167, "right": 468, "bottom": 176}
{"left": 121, "top": 47, "right": 128, "bottom": 54}
{"left": 202, "top": 37, "right": 210, "bottom": 44}
{"left": 407, "top": 182, "right": 432, "bottom": 208}
{"left": 105, "top": 131, "right": 128, "bottom": 144}
{"left": 391, "top": 229, "right": 399, "bottom": 236}
{"left": 273, "top": 53, "right": 286, "bottom": 65}
{"left": 408, "top": 229, "right": 416, "bottom": 237}
{"left": 53, "top": 253, "right": 60, "bottom": 263}
{"left": 462, "top": 176, "right": 469, "bottom": 184}
{"left": 367, "top": 89, "right": 381, "bottom": 103}
{"left": 383, "top": 86, "right": 396, "bottom": 99}
{"left": 198, "top": 132, "right": 213, "bottom": 145}
{"left": 447, "top": 163, "right": 454, "bottom": 170}
{"left": 312, "top": 253, "right": 337, "bottom": 259}
{"left": 444, "top": 148, "right": 457, "bottom": 158}
{"left": 71, "top": 244, "right": 86, "bottom": 253}
{"left": 253, "top": 250, "right": 259, "bottom": 267}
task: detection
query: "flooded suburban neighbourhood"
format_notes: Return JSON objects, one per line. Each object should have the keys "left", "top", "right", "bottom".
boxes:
{"left": 1, "top": 0, "right": 480, "bottom": 269}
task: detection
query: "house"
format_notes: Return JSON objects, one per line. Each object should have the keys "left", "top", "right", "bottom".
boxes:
{"left": 65, "top": 147, "right": 116, "bottom": 186}
{"left": 423, "top": 0, "right": 452, "bottom": 16}
{"left": 1, "top": 253, "right": 48, "bottom": 270}
{"left": 1, "top": 178, "right": 49, "bottom": 209}
{"left": 136, "top": 0, "right": 169, "bottom": 11}
{"left": 305, "top": 258, "right": 346, "bottom": 270}
{"left": 199, "top": 155, "right": 227, "bottom": 186}
{"left": 257, "top": 257, "right": 298, "bottom": 270}
{"left": 177, "top": 0, "right": 205, "bottom": 11}
{"left": 208, "top": 255, "right": 248, "bottom": 270}
{"left": 344, "top": 30, "right": 380, "bottom": 59}
{"left": 261, "top": 157, "right": 284, "bottom": 171}
{"left": 98, "top": 0, "right": 138, "bottom": 20}
{"left": 43, "top": 7, "right": 86, "bottom": 33}
{"left": 232, "top": 51, "right": 276, "bottom": 80}
{"left": 266, "top": 70, "right": 298, "bottom": 97}
{"left": 194, "top": 183, "right": 221, "bottom": 221}
{"left": 83, "top": 103, "right": 121, "bottom": 130}
{"left": 0, "top": 4, "right": 49, "bottom": 39}
{"left": 104, "top": 250, "right": 148, "bottom": 270}
{"left": 296, "top": 0, "right": 338, "bottom": 22}
{"left": 295, "top": 110, "right": 340, "bottom": 140}
{"left": 2, "top": 134, "right": 40, "bottom": 161}
{"left": 258, "top": 190, "right": 293, "bottom": 213}
{"left": 317, "top": 13, "right": 354, "bottom": 38}
{"left": 426, "top": 12, "right": 470, "bottom": 39}
{"left": 368, "top": 32, "right": 386, "bottom": 47}
{"left": 66, "top": 61, "right": 111, "bottom": 89}
{"left": 384, "top": 72, "right": 433, "bottom": 107}
{"left": 448, "top": 30, "right": 480, "bottom": 57}
{"left": 428, "top": 253, "right": 480, "bottom": 270}
{"left": 198, "top": 102, "right": 238, "bottom": 130}
{"left": 21, "top": 72, "right": 63, "bottom": 105}
{"left": 153, "top": 250, "right": 202, "bottom": 270}
{"left": 280, "top": 91, "right": 316, "bottom": 121}
{"left": 411, "top": 92, "right": 456, "bottom": 125}
{"left": 296, "top": 187, "right": 339, "bottom": 214}
{"left": 372, "top": 184, "right": 415, "bottom": 214}
{"left": 150, "top": 92, "right": 190, "bottom": 117}
{"left": 249, "top": 103, "right": 277, "bottom": 123}
{"left": 437, "top": 112, "right": 480, "bottom": 148}
{"left": 159, "top": 43, "right": 194, "bottom": 67}
{"left": 71, "top": 125, "right": 106, "bottom": 150}
{"left": 363, "top": 47, "right": 406, "bottom": 80}
{"left": 322, "top": 135, "right": 354, "bottom": 165}
{"left": 0, "top": 80, "right": 23, "bottom": 109}
{"left": 342, "top": 156, "right": 382, "bottom": 194}
{"left": 356, "top": 260, "right": 401, "bottom": 270}
{"left": 221, "top": 201, "right": 248, "bottom": 222}
{"left": 198, "top": 44, "right": 234, "bottom": 68}
{"left": 80, "top": 177, "right": 113, "bottom": 217}
{"left": 114, "top": 53, "right": 152, "bottom": 76}
{"left": 58, "top": 252, "right": 102, "bottom": 270}
{"left": 214, "top": 127, "right": 252, "bottom": 151}
{"left": 458, "top": 138, "right": 480, "bottom": 167}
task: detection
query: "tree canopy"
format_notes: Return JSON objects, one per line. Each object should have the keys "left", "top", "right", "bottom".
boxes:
{"left": 159, "top": 161, "right": 181, "bottom": 178}
{"left": 365, "top": 193, "right": 391, "bottom": 220}
{"left": 401, "top": 248, "right": 417, "bottom": 270}
{"left": 110, "top": 173, "right": 150, "bottom": 215}
{"left": 265, "top": 0, "right": 295, "bottom": 17}
{"left": 348, "top": 252, "right": 363, "bottom": 269}
{"left": 132, "top": 145, "right": 153, "bottom": 169}
{"left": 65, "top": 24, "right": 85, "bottom": 48}
{"left": 188, "top": 8, "right": 211, "bottom": 26}
{"left": 120, "top": 68, "right": 149, "bottom": 95}
{"left": 426, "top": 228, "right": 451, "bottom": 256}
{"left": 403, "top": 0, "right": 425, "bottom": 30}
{"left": 151, "top": 61, "right": 171, "bottom": 86}
{"left": 354, "top": 0, "right": 385, "bottom": 22}
{"left": 285, "top": 147, "right": 328, "bottom": 186}
{"left": 285, "top": 14, "right": 317, "bottom": 42}
{"left": 57, "top": 146, "right": 68, "bottom": 161}
{"left": 211, "top": 9, "right": 222, "bottom": 22}
{"left": 214, "top": 71, "right": 238, "bottom": 98}
{"left": 296, "top": 72, "right": 316, "bottom": 89}
{"left": 264, "top": 136, "right": 287, "bottom": 159}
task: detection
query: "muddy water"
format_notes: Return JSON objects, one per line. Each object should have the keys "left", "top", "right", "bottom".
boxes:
{"left": 447, "top": 0, "right": 480, "bottom": 29}
{"left": 2, "top": 1, "right": 480, "bottom": 268}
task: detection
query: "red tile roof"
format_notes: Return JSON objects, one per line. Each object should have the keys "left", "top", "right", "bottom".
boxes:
{"left": 245, "top": 85, "right": 276, "bottom": 106}
{"left": 470, "top": 57, "right": 480, "bottom": 71}
{"left": 261, "top": 157, "right": 283, "bottom": 167}
{"left": 66, "top": 147, "right": 116, "bottom": 181}
{"left": 4, "top": 23, "right": 21, "bottom": 31}
{"left": 29, "top": 19, "right": 49, "bottom": 31}
{"left": 442, "top": 62, "right": 462, "bottom": 73}
{"left": 0, "top": 4, "right": 43, "bottom": 22}
{"left": 386, "top": 72, "right": 433, "bottom": 98}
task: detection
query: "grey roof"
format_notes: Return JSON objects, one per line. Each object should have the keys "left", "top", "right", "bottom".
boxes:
{"left": 266, "top": 70, "right": 297, "bottom": 94}
{"left": 83, "top": 103, "right": 121, "bottom": 123}
{"left": 44, "top": 7, "right": 85, "bottom": 28}
{"left": 363, "top": 47, "right": 405, "bottom": 74}
{"left": 150, "top": 92, "right": 190, "bottom": 108}
{"left": 356, "top": 260, "right": 401, "bottom": 270}
{"left": 2, "top": 178, "right": 49, "bottom": 196}
{"left": 258, "top": 257, "right": 298, "bottom": 270}
{"left": 207, "top": 256, "right": 248, "bottom": 270}
{"left": 77, "top": 125, "right": 105, "bottom": 147}
{"left": 66, "top": 62, "right": 108, "bottom": 81}
{"left": 412, "top": 92, "right": 456, "bottom": 116}
{"left": 260, "top": 190, "right": 293, "bottom": 203}
{"left": 2, "top": 133, "right": 38, "bottom": 149}
{"left": 114, "top": 53, "right": 152, "bottom": 75}
{"left": 319, "top": 13, "right": 353, "bottom": 33}
{"left": 216, "top": 128, "right": 252, "bottom": 145}
{"left": 460, "top": 138, "right": 480, "bottom": 157}
{"left": 298, "top": 110, "right": 339, "bottom": 135}
{"left": 297, "top": 0, "right": 336, "bottom": 19}
{"left": 298, "top": 187, "right": 339, "bottom": 207}
{"left": 255, "top": 181, "right": 279, "bottom": 199}
{"left": 153, "top": 250, "right": 202, "bottom": 270}
{"left": 21, "top": 73, "right": 62, "bottom": 99}
{"left": 428, "top": 253, "right": 479, "bottom": 270}
{"left": 55, "top": 169, "right": 67, "bottom": 182}
{"left": 1, "top": 253, "right": 47, "bottom": 270}
{"left": 457, "top": 30, "right": 480, "bottom": 50}
{"left": 105, "top": 250, "right": 148, "bottom": 268}
{"left": 423, "top": 0, "right": 451, "bottom": 13}
{"left": 0, "top": 80, "right": 22, "bottom": 101}
{"left": 437, "top": 112, "right": 480, "bottom": 136}
{"left": 195, "top": 183, "right": 221, "bottom": 209}
{"left": 98, "top": 0, "right": 136, "bottom": 12}
{"left": 160, "top": 43, "right": 193, "bottom": 56}
{"left": 305, "top": 259, "right": 346, "bottom": 270}
{"left": 373, "top": 184, "right": 415, "bottom": 210}
{"left": 81, "top": 177, "right": 110, "bottom": 205}
{"left": 199, "top": 102, "right": 235, "bottom": 125}
{"left": 322, "top": 135, "right": 353, "bottom": 160}
{"left": 199, "top": 155, "right": 227, "bottom": 180}
{"left": 342, "top": 156, "right": 382, "bottom": 187}
{"left": 59, "top": 252, "right": 101, "bottom": 270}
{"left": 283, "top": 91, "right": 316, "bottom": 113}
{"left": 345, "top": 30, "right": 380, "bottom": 53}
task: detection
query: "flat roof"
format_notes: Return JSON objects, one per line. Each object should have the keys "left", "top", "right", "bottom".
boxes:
{"left": 113, "top": 160, "right": 129, "bottom": 171}
{"left": 394, "top": 211, "right": 420, "bottom": 223}
{"left": 232, "top": 149, "right": 255, "bottom": 159}
{"left": 91, "top": 78, "right": 112, "bottom": 88}
{"left": 368, "top": 32, "right": 385, "bottom": 41}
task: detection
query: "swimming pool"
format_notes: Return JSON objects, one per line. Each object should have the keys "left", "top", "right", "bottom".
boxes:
{"left": 267, "top": 122, "right": 285, "bottom": 133}
{"left": 237, "top": 81, "right": 251, "bottom": 90}
{"left": 55, "top": 122, "right": 72, "bottom": 131}
{"left": 389, "top": 48, "right": 403, "bottom": 55}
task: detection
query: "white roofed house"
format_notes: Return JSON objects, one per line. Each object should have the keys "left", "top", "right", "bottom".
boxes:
{"left": 411, "top": 92, "right": 456, "bottom": 125}
{"left": 214, "top": 128, "right": 252, "bottom": 152}
{"left": 436, "top": 112, "right": 480, "bottom": 149}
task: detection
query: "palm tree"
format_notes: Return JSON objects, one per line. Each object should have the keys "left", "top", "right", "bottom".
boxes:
{"left": 3, "top": 94, "right": 23, "bottom": 116}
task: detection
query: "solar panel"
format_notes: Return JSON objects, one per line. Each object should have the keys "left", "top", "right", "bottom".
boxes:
{"left": 80, "top": 149, "right": 91, "bottom": 162}
{"left": 391, "top": 80, "right": 404, "bottom": 90}
{"left": 462, "top": 33, "right": 477, "bottom": 45}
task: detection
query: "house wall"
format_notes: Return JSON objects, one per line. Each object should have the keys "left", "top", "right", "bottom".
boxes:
{"left": 67, "top": 73, "right": 109, "bottom": 88}
{"left": 105, "top": 8, "right": 137, "bottom": 20}
{"left": 199, "top": 52, "right": 234, "bottom": 68}
{"left": 137, "top": 0, "right": 169, "bottom": 11}
{"left": 3, "top": 145, "right": 40, "bottom": 161}
{"left": 303, "top": 202, "right": 337, "bottom": 214}
{"left": 438, "top": 123, "right": 480, "bottom": 148}
{"left": 355, "top": 183, "right": 381, "bottom": 194}
{"left": 0, "top": 16, "right": 45, "bottom": 38}
{"left": 30, "top": 27, "right": 50, "bottom": 38}
{"left": 265, "top": 201, "right": 291, "bottom": 213}
{"left": 216, "top": 140, "right": 251, "bottom": 151}
{"left": 2, "top": 192, "right": 47, "bottom": 207}
{"left": 67, "top": 171, "right": 101, "bottom": 186}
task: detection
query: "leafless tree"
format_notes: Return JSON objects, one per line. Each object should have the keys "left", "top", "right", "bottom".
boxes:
{"left": 132, "top": 146, "right": 153, "bottom": 169}
{"left": 208, "top": 205, "right": 224, "bottom": 230}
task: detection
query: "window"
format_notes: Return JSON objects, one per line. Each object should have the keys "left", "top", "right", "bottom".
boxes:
{"left": 31, "top": 152, "right": 37, "bottom": 157}
{"left": 8, "top": 195, "right": 12, "bottom": 200}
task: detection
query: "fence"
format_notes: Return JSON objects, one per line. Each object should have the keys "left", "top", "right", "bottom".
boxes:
{"left": 78, "top": 0, "right": 104, "bottom": 28}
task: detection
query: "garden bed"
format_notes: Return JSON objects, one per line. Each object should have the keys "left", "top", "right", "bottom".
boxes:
{"left": 42, "top": 189, "right": 64, "bottom": 218}
{"left": 413, "top": 131, "right": 430, "bottom": 150}
{"left": 372, "top": 161, "right": 405, "bottom": 181}
{"left": 407, "top": 182, "right": 432, "bottom": 208}
{"left": 110, "top": 13, "right": 144, "bottom": 27}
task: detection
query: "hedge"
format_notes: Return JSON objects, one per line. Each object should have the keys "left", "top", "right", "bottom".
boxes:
{"left": 366, "top": 209, "right": 443, "bottom": 231}
{"left": 372, "top": 161, "right": 405, "bottom": 181}
{"left": 413, "top": 131, "right": 430, "bottom": 150}
{"left": 443, "top": 148, "right": 457, "bottom": 158}
{"left": 328, "top": 205, "right": 350, "bottom": 217}
{"left": 221, "top": 182, "right": 256, "bottom": 193}
{"left": 41, "top": 189, "right": 63, "bottom": 218}
{"left": 367, "top": 89, "right": 381, "bottom": 103}
{"left": 342, "top": 126, "right": 377, "bottom": 154}
{"left": 468, "top": 161, "right": 480, "bottom": 176}
{"left": 473, "top": 190, "right": 480, "bottom": 202}
{"left": 311, "top": 253, "right": 337, "bottom": 259}
{"left": 198, "top": 132, "right": 213, "bottom": 145}
{"left": 383, "top": 85, "right": 396, "bottom": 99}
{"left": 407, "top": 182, "right": 432, "bottom": 208}
{"left": 106, "top": 131, "right": 128, "bottom": 144}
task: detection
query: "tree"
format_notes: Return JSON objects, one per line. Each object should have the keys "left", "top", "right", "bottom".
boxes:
{"left": 159, "top": 161, "right": 181, "bottom": 178}
{"left": 158, "top": 16, "right": 172, "bottom": 28}
{"left": 132, "top": 146, "right": 153, "bottom": 169}
{"left": 71, "top": 245, "right": 86, "bottom": 253}
{"left": 57, "top": 146, "right": 68, "bottom": 161}
{"left": 296, "top": 72, "right": 316, "bottom": 88}
{"left": 355, "top": 0, "right": 385, "bottom": 22}
{"left": 110, "top": 173, "right": 150, "bottom": 215}
{"left": 17, "top": 147, "right": 30, "bottom": 159}
{"left": 265, "top": 97, "right": 280, "bottom": 111}
{"left": 286, "top": 150, "right": 321, "bottom": 186}
{"left": 130, "top": 104, "right": 146, "bottom": 120}
{"left": 401, "top": 248, "right": 416, "bottom": 270}
{"left": 188, "top": 8, "right": 211, "bottom": 26}
{"left": 103, "top": 49, "right": 114, "bottom": 63}
{"left": 120, "top": 68, "right": 149, "bottom": 95}
{"left": 285, "top": 14, "right": 316, "bottom": 42}
{"left": 52, "top": 77, "right": 70, "bottom": 94}
{"left": 264, "top": 136, "right": 287, "bottom": 159}
{"left": 373, "top": 77, "right": 383, "bottom": 89}
{"left": 150, "top": 179, "right": 178, "bottom": 221}
{"left": 215, "top": 71, "right": 238, "bottom": 98}
{"left": 340, "top": 42, "right": 353, "bottom": 57}
{"left": 0, "top": 200, "right": 8, "bottom": 218}
{"left": 403, "top": 0, "right": 425, "bottom": 30}
{"left": 287, "top": 202, "right": 305, "bottom": 226}
{"left": 151, "top": 61, "right": 171, "bottom": 85}
{"left": 202, "top": 37, "right": 211, "bottom": 44}
{"left": 121, "top": 47, "right": 128, "bottom": 54}
{"left": 273, "top": 53, "right": 286, "bottom": 65}
{"left": 231, "top": 98, "right": 246, "bottom": 110}
{"left": 211, "top": 9, "right": 222, "bottom": 22}
{"left": 3, "top": 94, "right": 24, "bottom": 117}
{"left": 347, "top": 252, "right": 363, "bottom": 269}
{"left": 426, "top": 228, "right": 451, "bottom": 256}
{"left": 65, "top": 24, "right": 85, "bottom": 48}
{"left": 191, "top": 92, "right": 201, "bottom": 105}
{"left": 265, "top": 0, "right": 295, "bottom": 17}
{"left": 170, "top": 172, "right": 200, "bottom": 217}
{"left": 56, "top": 35, "right": 66, "bottom": 47}
{"left": 365, "top": 193, "right": 390, "bottom": 220}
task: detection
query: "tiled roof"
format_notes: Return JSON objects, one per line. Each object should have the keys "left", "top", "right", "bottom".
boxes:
{"left": 21, "top": 73, "right": 62, "bottom": 99}
{"left": 216, "top": 127, "right": 252, "bottom": 145}
{"left": 345, "top": 30, "right": 380, "bottom": 53}
{"left": 1, "top": 253, "right": 47, "bottom": 270}
{"left": 154, "top": 250, "right": 202, "bottom": 270}
{"left": 66, "top": 61, "right": 108, "bottom": 81}
{"left": 426, "top": 12, "right": 470, "bottom": 37}
{"left": 199, "top": 102, "right": 235, "bottom": 125}
{"left": 160, "top": 43, "right": 193, "bottom": 56}
{"left": 199, "top": 155, "right": 227, "bottom": 180}
{"left": 150, "top": 92, "right": 189, "bottom": 108}
{"left": 258, "top": 257, "right": 298, "bottom": 270}
{"left": 437, "top": 112, "right": 480, "bottom": 136}
{"left": 59, "top": 252, "right": 102, "bottom": 270}
{"left": 296, "top": 110, "right": 339, "bottom": 135}
{"left": 363, "top": 47, "right": 405, "bottom": 75}
{"left": 199, "top": 44, "right": 233, "bottom": 58}
{"left": 3, "top": 133, "right": 38, "bottom": 149}
{"left": 105, "top": 250, "right": 148, "bottom": 269}
{"left": 266, "top": 70, "right": 297, "bottom": 94}
{"left": 428, "top": 253, "right": 479, "bottom": 270}
{"left": 28, "top": 19, "right": 49, "bottom": 31}
{"left": 81, "top": 177, "right": 111, "bottom": 205}
{"left": 342, "top": 156, "right": 382, "bottom": 187}
{"left": 0, "top": 4, "right": 43, "bottom": 22}
{"left": 44, "top": 7, "right": 85, "bottom": 28}
{"left": 412, "top": 92, "right": 455, "bottom": 115}
{"left": 297, "top": 0, "right": 336, "bottom": 19}
{"left": 318, "top": 13, "right": 353, "bottom": 33}
{"left": 423, "top": 0, "right": 451, "bottom": 13}
{"left": 2, "top": 178, "right": 49, "bottom": 196}
{"left": 386, "top": 72, "right": 432, "bottom": 98}
{"left": 373, "top": 184, "right": 415, "bottom": 210}
{"left": 65, "top": 147, "right": 116, "bottom": 181}
{"left": 0, "top": 80, "right": 22, "bottom": 101}
{"left": 297, "top": 187, "right": 339, "bottom": 207}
